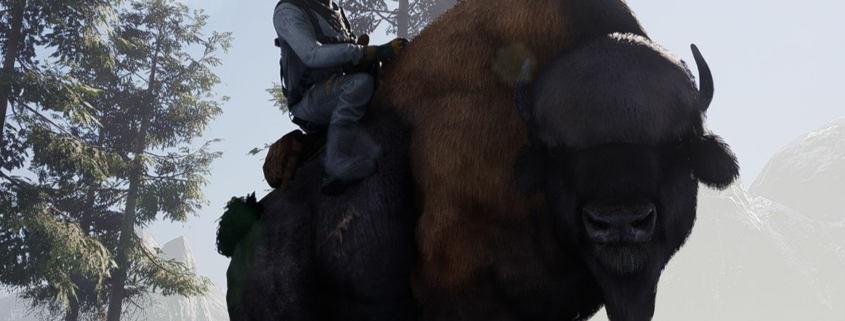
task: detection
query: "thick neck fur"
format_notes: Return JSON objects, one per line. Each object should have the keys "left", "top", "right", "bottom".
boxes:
{"left": 531, "top": 34, "right": 701, "bottom": 150}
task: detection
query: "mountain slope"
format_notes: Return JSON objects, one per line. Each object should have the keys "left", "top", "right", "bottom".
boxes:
{"left": 750, "top": 117, "right": 845, "bottom": 223}
{"left": 139, "top": 236, "right": 228, "bottom": 321}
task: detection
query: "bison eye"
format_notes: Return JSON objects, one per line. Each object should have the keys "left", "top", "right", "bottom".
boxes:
{"left": 664, "top": 138, "right": 688, "bottom": 152}
{"left": 548, "top": 148, "right": 567, "bottom": 162}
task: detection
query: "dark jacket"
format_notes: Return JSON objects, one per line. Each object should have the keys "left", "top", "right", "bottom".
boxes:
{"left": 273, "top": 1, "right": 363, "bottom": 102}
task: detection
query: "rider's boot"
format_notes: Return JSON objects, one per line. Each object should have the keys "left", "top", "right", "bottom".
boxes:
{"left": 320, "top": 121, "right": 378, "bottom": 196}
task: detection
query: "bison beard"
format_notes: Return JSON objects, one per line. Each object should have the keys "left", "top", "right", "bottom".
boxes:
{"left": 591, "top": 245, "right": 651, "bottom": 276}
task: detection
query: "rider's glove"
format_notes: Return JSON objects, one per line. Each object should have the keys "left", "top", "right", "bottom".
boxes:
{"left": 363, "top": 38, "right": 409, "bottom": 63}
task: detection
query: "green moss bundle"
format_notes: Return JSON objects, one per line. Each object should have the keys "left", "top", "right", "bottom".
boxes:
{"left": 216, "top": 193, "right": 263, "bottom": 257}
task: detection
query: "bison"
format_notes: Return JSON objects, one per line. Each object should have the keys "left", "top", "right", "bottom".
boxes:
{"left": 218, "top": 0, "right": 739, "bottom": 320}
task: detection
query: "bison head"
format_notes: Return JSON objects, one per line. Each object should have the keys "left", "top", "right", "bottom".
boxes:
{"left": 512, "top": 33, "right": 739, "bottom": 321}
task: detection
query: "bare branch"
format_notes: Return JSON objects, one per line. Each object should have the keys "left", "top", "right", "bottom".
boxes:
{"left": 18, "top": 102, "right": 78, "bottom": 139}
{"left": 374, "top": 11, "right": 396, "bottom": 26}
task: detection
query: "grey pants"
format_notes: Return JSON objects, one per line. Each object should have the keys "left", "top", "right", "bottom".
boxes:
{"left": 290, "top": 72, "right": 378, "bottom": 179}
{"left": 290, "top": 72, "right": 375, "bottom": 131}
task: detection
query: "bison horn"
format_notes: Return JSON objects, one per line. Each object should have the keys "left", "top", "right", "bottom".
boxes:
{"left": 514, "top": 58, "right": 533, "bottom": 124}
{"left": 690, "top": 44, "right": 714, "bottom": 112}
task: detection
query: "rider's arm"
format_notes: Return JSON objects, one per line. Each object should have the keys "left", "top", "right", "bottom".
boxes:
{"left": 274, "top": 3, "right": 364, "bottom": 69}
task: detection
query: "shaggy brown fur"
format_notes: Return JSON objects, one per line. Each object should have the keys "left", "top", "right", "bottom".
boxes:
{"left": 368, "top": 0, "right": 648, "bottom": 317}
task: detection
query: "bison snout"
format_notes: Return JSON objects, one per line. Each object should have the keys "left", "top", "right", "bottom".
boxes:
{"left": 583, "top": 203, "right": 656, "bottom": 244}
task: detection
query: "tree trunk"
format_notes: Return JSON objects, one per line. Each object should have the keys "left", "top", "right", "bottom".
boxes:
{"left": 105, "top": 42, "right": 159, "bottom": 321}
{"left": 66, "top": 130, "right": 105, "bottom": 321}
{"left": 397, "top": 0, "right": 409, "bottom": 38}
{"left": 64, "top": 187, "right": 96, "bottom": 321}
{"left": 79, "top": 130, "right": 105, "bottom": 234}
{"left": 0, "top": 0, "right": 26, "bottom": 149}
{"left": 64, "top": 295, "right": 80, "bottom": 321}
{"left": 105, "top": 116, "right": 148, "bottom": 321}
{"left": 79, "top": 180, "right": 97, "bottom": 233}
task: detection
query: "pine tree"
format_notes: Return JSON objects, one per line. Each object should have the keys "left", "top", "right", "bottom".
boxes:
{"left": 0, "top": 0, "right": 120, "bottom": 150}
{"left": 1, "top": 0, "right": 231, "bottom": 319}
{"left": 0, "top": 0, "right": 121, "bottom": 318}
{"left": 101, "top": 0, "right": 231, "bottom": 320}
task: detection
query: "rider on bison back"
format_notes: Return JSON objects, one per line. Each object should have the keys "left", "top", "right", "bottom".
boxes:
{"left": 273, "top": 0, "right": 408, "bottom": 195}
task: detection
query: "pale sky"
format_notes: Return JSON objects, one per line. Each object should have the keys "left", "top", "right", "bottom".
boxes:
{"left": 148, "top": 0, "right": 845, "bottom": 293}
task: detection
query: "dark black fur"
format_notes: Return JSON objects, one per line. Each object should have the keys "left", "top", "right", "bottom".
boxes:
{"left": 560, "top": 0, "right": 647, "bottom": 41}
{"left": 531, "top": 34, "right": 703, "bottom": 150}
{"left": 225, "top": 109, "right": 417, "bottom": 321}
{"left": 510, "top": 34, "right": 739, "bottom": 321}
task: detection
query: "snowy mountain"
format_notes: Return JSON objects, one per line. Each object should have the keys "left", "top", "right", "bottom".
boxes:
{"left": 0, "top": 232, "right": 228, "bottom": 321}
{"left": 656, "top": 182, "right": 843, "bottom": 320}
{"left": 138, "top": 236, "right": 228, "bottom": 321}
{"left": 750, "top": 117, "right": 845, "bottom": 223}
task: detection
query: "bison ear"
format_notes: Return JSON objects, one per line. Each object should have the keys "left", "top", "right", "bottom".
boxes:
{"left": 689, "top": 134, "right": 739, "bottom": 190}
{"left": 513, "top": 144, "right": 546, "bottom": 195}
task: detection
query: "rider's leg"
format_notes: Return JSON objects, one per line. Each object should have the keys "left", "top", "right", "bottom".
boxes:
{"left": 288, "top": 72, "right": 374, "bottom": 129}
{"left": 324, "top": 73, "right": 377, "bottom": 183}
{"left": 289, "top": 72, "right": 377, "bottom": 194}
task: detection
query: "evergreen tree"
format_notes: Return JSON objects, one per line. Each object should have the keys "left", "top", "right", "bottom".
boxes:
{"left": 0, "top": 0, "right": 121, "bottom": 318}
{"left": 1, "top": 0, "right": 231, "bottom": 319}
{"left": 100, "top": 0, "right": 231, "bottom": 320}
{"left": 0, "top": 0, "right": 120, "bottom": 150}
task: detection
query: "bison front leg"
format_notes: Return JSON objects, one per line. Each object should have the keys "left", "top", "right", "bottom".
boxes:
{"left": 226, "top": 189, "right": 320, "bottom": 321}
{"left": 311, "top": 109, "right": 419, "bottom": 321}
{"left": 313, "top": 193, "right": 418, "bottom": 321}
{"left": 225, "top": 224, "right": 259, "bottom": 321}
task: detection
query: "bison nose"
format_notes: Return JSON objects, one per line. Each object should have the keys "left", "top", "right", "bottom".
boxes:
{"left": 583, "top": 203, "right": 656, "bottom": 244}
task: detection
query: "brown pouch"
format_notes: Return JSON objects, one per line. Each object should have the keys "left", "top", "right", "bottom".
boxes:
{"left": 263, "top": 130, "right": 304, "bottom": 190}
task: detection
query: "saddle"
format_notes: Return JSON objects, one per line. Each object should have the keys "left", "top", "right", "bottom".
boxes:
{"left": 263, "top": 130, "right": 327, "bottom": 190}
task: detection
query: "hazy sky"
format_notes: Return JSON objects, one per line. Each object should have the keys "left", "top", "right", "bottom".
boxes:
{"left": 148, "top": 0, "right": 845, "bottom": 290}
